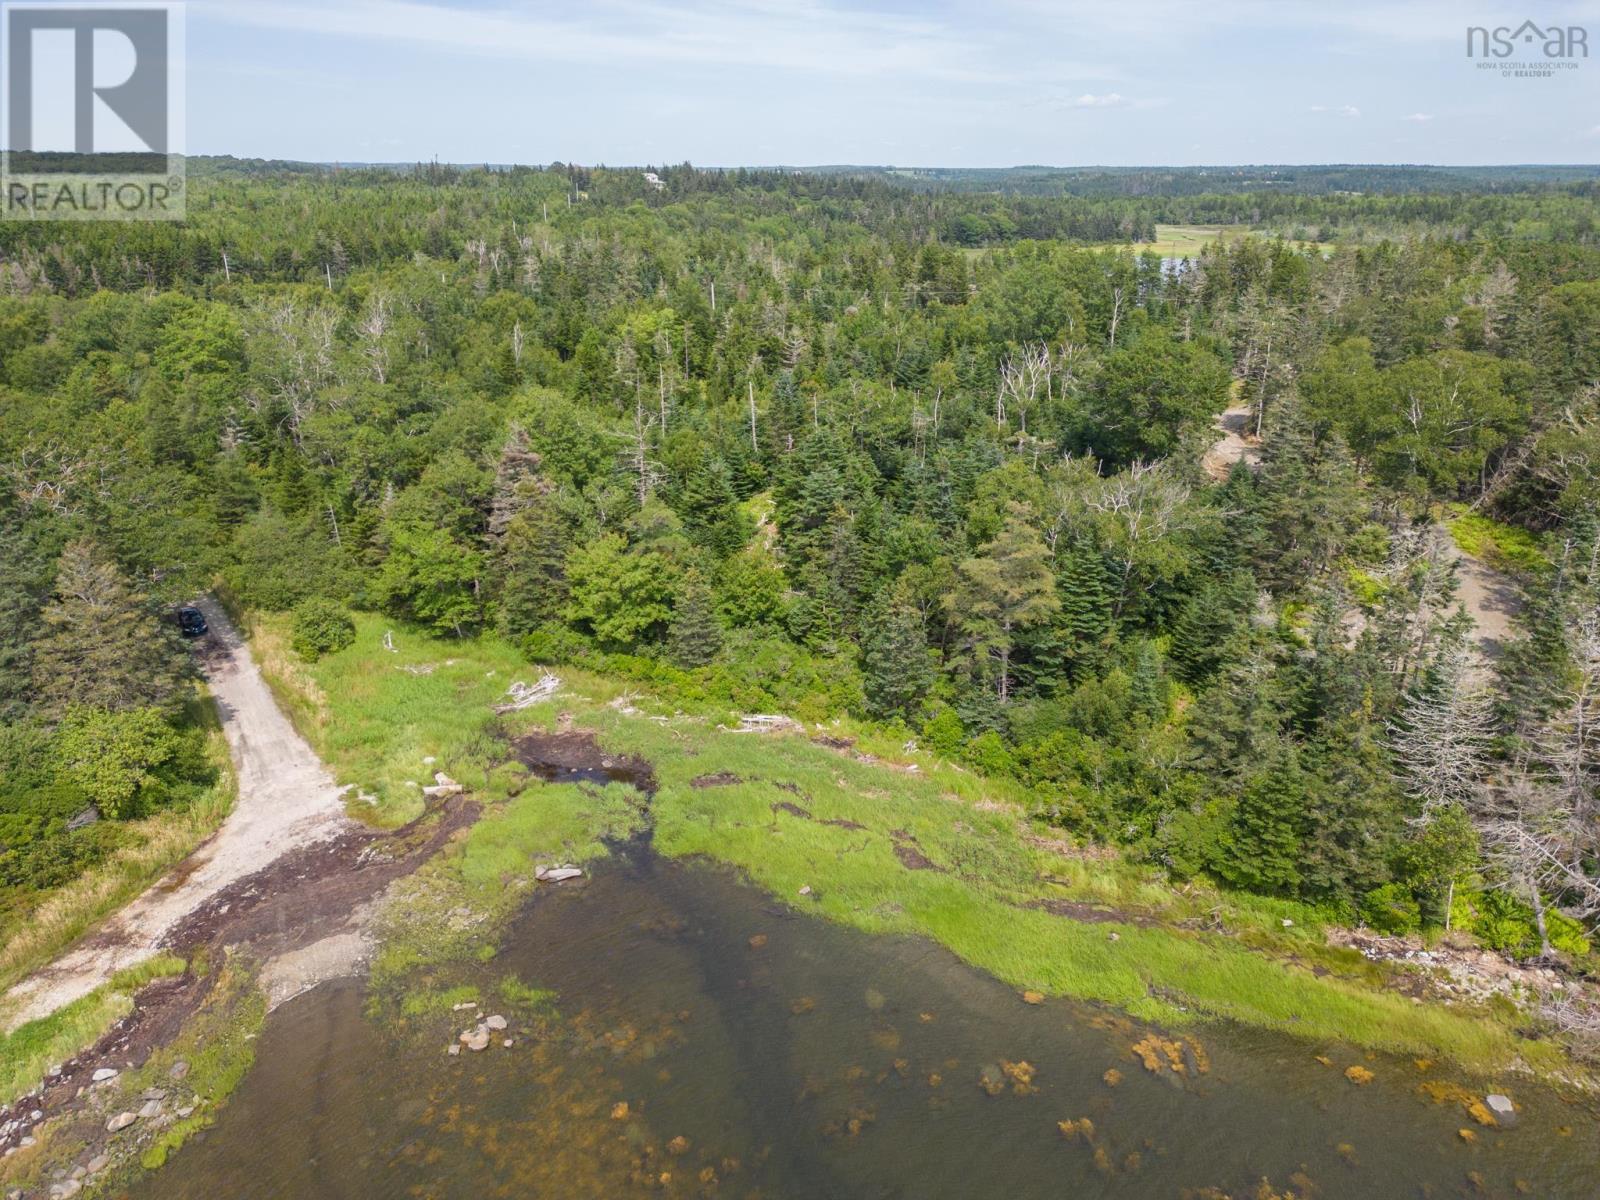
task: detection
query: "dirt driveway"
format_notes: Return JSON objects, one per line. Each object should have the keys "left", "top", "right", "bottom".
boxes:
{"left": 2, "top": 599, "right": 351, "bottom": 1030}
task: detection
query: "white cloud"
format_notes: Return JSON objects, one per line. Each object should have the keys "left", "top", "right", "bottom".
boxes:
{"left": 1586, "top": 124, "right": 1600, "bottom": 138}
{"left": 1402, "top": 112, "right": 1434, "bottom": 122}
{"left": 204, "top": 0, "right": 1028, "bottom": 83}
{"left": 1072, "top": 92, "right": 1127, "bottom": 108}
{"left": 1310, "top": 104, "right": 1361, "bottom": 118}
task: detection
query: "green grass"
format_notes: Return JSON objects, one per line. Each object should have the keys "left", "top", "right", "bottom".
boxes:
{"left": 398, "top": 983, "right": 481, "bottom": 1018}
{"left": 261, "top": 615, "right": 1567, "bottom": 1080}
{"left": 496, "top": 975, "right": 559, "bottom": 1013}
{"left": 245, "top": 610, "right": 539, "bottom": 826}
{"left": 1092, "top": 225, "right": 1336, "bottom": 259}
{"left": 128, "top": 957, "right": 265, "bottom": 1173}
{"left": 459, "top": 779, "right": 647, "bottom": 888}
{"left": 1445, "top": 508, "right": 1549, "bottom": 575}
{"left": 0, "top": 955, "right": 186, "bottom": 1105}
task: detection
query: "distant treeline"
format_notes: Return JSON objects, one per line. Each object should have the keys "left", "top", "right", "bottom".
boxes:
{"left": 4, "top": 159, "right": 1599, "bottom": 296}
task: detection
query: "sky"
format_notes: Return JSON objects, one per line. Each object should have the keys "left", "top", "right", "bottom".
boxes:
{"left": 184, "top": 0, "right": 1600, "bottom": 166}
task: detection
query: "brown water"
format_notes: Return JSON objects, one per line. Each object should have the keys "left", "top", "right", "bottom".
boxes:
{"left": 139, "top": 846, "right": 1599, "bottom": 1200}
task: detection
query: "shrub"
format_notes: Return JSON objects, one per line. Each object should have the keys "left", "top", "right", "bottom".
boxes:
{"left": 519, "top": 622, "right": 592, "bottom": 666}
{"left": 52, "top": 706, "right": 181, "bottom": 819}
{"left": 963, "top": 730, "right": 1016, "bottom": 776}
{"left": 921, "top": 708, "right": 965, "bottom": 757}
{"left": 290, "top": 599, "right": 356, "bottom": 662}
{"left": 1457, "top": 889, "right": 1591, "bottom": 958}
{"left": 1361, "top": 883, "right": 1422, "bottom": 935}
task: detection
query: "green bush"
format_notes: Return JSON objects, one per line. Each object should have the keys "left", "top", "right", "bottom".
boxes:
{"left": 921, "top": 708, "right": 965, "bottom": 757}
{"left": 290, "top": 599, "right": 356, "bottom": 663}
{"left": 519, "top": 622, "right": 593, "bottom": 666}
{"left": 962, "top": 730, "right": 1016, "bottom": 776}
{"left": 1361, "top": 883, "right": 1422, "bottom": 935}
{"left": 1455, "top": 889, "right": 1592, "bottom": 958}
{"left": 52, "top": 707, "right": 182, "bottom": 819}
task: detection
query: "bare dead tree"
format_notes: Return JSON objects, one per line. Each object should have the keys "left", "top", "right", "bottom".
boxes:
{"left": 997, "top": 343, "right": 1050, "bottom": 434}
{"left": 1471, "top": 615, "right": 1600, "bottom": 953}
{"left": 627, "top": 390, "right": 663, "bottom": 508}
{"left": 1387, "top": 641, "right": 1497, "bottom": 816}
{"left": 248, "top": 298, "right": 338, "bottom": 442}
{"left": 357, "top": 292, "right": 392, "bottom": 384}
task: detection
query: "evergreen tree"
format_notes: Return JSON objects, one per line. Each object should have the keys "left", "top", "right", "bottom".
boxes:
{"left": 499, "top": 492, "right": 575, "bottom": 637}
{"left": 954, "top": 504, "right": 1059, "bottom": 703}
{"left": 676, "top": 458, "right": 747, "bottom": 558}
{"left": 1169, "top": 573, "right": 1250, "bottom": 685}
{"left": 487, "top": 424, "right": 545, "bottom": 540}
{"left": 862, "top": 602, "right": 933, "bottom": 721}
{"left": 0, "top": 496, "right": 62, "bottom": 722}
{"left": 31, "top": 540, "right": 188, "bottom": 717}
{"left": 1056, "top": 541, "right": 1114, "bottom": 673}
{"left": 1254, "top": 396, "right": 1364, "bottom": 590}
{"left": 1127, "top": 640, "right": 1169, "bottom": 723}
{"left": 1217, "top": 744, "right": 1307, "bottom": 895}
{"left": 668, "top": 568, "right": 723, "bottom": 667}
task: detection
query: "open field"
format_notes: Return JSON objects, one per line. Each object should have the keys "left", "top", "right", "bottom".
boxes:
{"left": 1086, "top": 224, "right": 1337, "bottom": 257}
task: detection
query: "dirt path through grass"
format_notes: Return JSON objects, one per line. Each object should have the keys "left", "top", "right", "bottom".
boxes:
{"left": 1, "top": 599, "right": 352, "bottom": 1031}
{"left": 1440, "top": 527, "right": 1523, "bottom": 675}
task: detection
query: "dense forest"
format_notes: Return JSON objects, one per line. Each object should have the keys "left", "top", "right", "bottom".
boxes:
{"left": 3, "top": 160, "right": 1599, "bottom": 1029}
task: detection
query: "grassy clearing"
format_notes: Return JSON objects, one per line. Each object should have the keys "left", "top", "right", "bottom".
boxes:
{"left": 244, "top": 610, "right": 536, "bottom": 826}
{"left": 264, "top": 615, "right": 1562, "bottom": 1078}
{"left": 0, "top": 693, "right": 234, "bottom": 996}
{"left": 0, "top": 955, "right": 186, "bottom": 1106}
{"left": 1445, "top": 508, "right": 1550, "bottom": 575}
{"left": 1093, "top": 225, "right": 1335, "bottom": 259}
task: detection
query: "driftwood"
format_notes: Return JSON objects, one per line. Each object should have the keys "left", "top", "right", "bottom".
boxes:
{"left": 492, "top": 673, "right": 560, "bottom": 713}
{"left": 422, "top": 770, "right": 463, "bottom": 799}
{"left": 724, "top": 713, "right": 803, "bottom": 735}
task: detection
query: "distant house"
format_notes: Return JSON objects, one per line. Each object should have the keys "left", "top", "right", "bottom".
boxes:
{"left": 642, "top": 171, "right": 665, "bottom": 192}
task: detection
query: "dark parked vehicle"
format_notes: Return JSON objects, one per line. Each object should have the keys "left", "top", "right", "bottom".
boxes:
{"left": 177, "top": 607, "right": 208, "bottom": 637}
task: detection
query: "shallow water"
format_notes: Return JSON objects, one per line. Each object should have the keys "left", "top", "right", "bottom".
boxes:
{"left": 141, "top": 848, "right": 1599, "bottom": 1199}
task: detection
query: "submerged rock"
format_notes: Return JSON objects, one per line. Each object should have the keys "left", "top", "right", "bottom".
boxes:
{"left": 484, "top": 1014, "right": 508, "bottom": 1031}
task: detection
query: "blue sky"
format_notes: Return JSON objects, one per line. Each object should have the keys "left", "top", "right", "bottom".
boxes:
{"left": 189, "top": 0, "right": 1600, "bottom": 165}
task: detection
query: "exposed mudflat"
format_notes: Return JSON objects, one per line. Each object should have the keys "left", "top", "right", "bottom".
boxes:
{"left": 0, "top": 794, "right": 476, "bottom": 1162}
